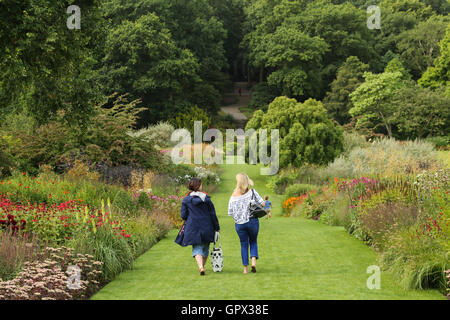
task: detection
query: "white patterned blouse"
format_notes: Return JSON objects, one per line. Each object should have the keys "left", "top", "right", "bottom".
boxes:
{"left": 228, "top": 189, "right": 264, "bottom": 224}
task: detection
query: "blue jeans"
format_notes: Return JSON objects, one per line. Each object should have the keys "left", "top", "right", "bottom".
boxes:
{"left": 235, "top": 218, "right": 259, "bottom": 266}
{"left": 192, "top": 242, "right": 210, "bottom": 258}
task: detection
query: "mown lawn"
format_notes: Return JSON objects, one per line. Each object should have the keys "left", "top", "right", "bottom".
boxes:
{"left": 91, "top": 162, "right": 444, "bottom": 300}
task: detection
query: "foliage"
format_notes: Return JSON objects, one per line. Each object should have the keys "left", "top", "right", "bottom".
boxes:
{"left": 396, "top": 16, "right": 448, "bottom": 79}
{"left": 101, "top": 13, "right": 200, "bottom": 124}
{"left": 248, "top": 82, "right": 278, "bottom": 110}
{"left": 418, "top": 24, "right": 450, "bottom": 92}
{"left": 0, "top": 169, "right": 182, "bottom": 292}
{"left": 247, "top": 96, "right": 344, "bottom": 168}
{"left": 0, "top": 0, "right": 104, "bottom": 125}
{"left": 69, "top": 225, "right": 134, "bottom": 283}
{"left": 424, "top": 136, "right": 450, "bottom": 150}
{"left": 287, "top": 155, "right": 449, "bottom": 292}
{"left": 359, "top": 202, "right": 419, "bottom": 250}
{"left": 169, "top": 105, "right": 211, "bottom": 134}
{"left": 323, "top": 56, "right": 369, "bottom": 125}
{"left": 391, "top": 85, "right": 450, "bottom": 139}
{"left": 0, "top": 231, "right": 41, "bottom": 281}
{"left": 242, "top": 0, "right": 377, "bottom": 98}
{"left": 380, "top": 227, "right": 449, "bottom": 291}
{"left": 101, "top": 0, "right": 229, "bottom": 121}
{"left": 285, "top": 184, "right": 318, "bottom": 198}
{"left": 374, "top": 0, "right": 435, "bottom": 65}
{"left": 127, "top": 122, "right": 175, "bottom": 150}
{"left": 266, "top": 169, "right": 298, "bottom": 194}
{"left": 325, "top": 138, "right": 439, "bottom": 178}
{"left": 0, "top": 171, "right": 123, "bottom": 210}
{"left": 318, "top": 193, "right": 350, "bottom": 226}
{"left": 349, "top": 69, "right": 408, "bottom": 138}
{"left": 0, "top": 95, "right": 164, "bottom": 173}
{"left": 342, "top": 131, "right": 369, "bottom": 155}
{"left": 111, "top": 190, "right": 136, "bottom": 216}
{"left": 262, "top": 25, "right": 329, "bottom": 97}
{"left": 0, "top": 195, "right": 129, "bottom": 245}
{"left": 65, "top": 160, "right": 100, "bottom": 182}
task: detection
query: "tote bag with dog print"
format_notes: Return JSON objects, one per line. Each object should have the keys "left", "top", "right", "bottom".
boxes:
{"left": 211, "top": 231, "right": 223, "bottom": 272}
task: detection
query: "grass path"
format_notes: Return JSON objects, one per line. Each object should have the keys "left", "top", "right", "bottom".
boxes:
{"left": 92, "top": 163, "right": 444, "bottom": 300}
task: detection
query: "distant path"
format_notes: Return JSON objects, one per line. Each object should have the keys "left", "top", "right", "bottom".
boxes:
{"left": 221, "top": 82, "right": 250, "bottom": 128}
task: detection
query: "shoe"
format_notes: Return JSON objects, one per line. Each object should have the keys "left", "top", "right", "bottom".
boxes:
{"left": 251, "top": 266, "right": 256, "bottom": 273}
{"left": 200, "top": 270, "right": 205, "bottom": 276}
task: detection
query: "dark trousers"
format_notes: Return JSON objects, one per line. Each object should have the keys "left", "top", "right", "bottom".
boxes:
{"left": 235, "top": 218, "right": 259, "bottom": 266}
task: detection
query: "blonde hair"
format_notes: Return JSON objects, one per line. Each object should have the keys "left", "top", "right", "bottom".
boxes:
{"left": 235, "top": 173, "right": 254, "bottom": 194}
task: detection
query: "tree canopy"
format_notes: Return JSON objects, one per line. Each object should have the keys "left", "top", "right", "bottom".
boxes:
{"left": 246, "top": 96, "right": 344, "bottom": 167}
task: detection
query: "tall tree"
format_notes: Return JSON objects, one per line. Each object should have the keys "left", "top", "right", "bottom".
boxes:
{"left": 392, "top": 86, "right": 450, "bottom": 138}
{"left": 350, "top": 60, "right": 410, "bottom": 138}
{"left": 0, "top": 0, "right": 104, "bottom": 125}
{"left": 374, "top": 0, "right": 435, "bottom": 71}
{"left": 418, "top": 24, "right": 450, "bottom": 92}
{"left": 102, "top": 0, "right": 228, "bottom": 115}
{"left": 210, "top": 0, "right": 246, "bottom": 80}
{"left": 262, "top": 25, "right": 329, "bottom": 98}
{"left": 323, "top": 56, "right": 370, "bottom": 125}
{"left": 242, "top": 0, "right": 377, "bottom": 99}
{"left": 396, "top": 16, "right": 448, "bottom": 79}
{"left": 246, "top": 96, "right": 344, "bottom": 167}
{"left": 101, "top": 13, "right": 200, "bottom": 125}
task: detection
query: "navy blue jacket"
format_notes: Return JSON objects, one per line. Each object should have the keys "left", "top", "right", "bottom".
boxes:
{"left": 180, "top": 193, "right": 220, "bottom": 246}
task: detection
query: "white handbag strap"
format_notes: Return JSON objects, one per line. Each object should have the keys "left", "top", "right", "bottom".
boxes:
{"left": 213, "top": 231, "right": 221, "bottom": 249}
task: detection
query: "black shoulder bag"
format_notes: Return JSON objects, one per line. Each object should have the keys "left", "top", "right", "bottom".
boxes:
{"left": 248, "top": 189, "right": 267, "bottom": 219}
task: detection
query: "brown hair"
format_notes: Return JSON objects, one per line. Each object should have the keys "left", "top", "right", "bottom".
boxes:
{"left": 264, "top": 196, "right": 269, "bottom": 200}
{"left": 188, "top": 177, "right": 202, "bottom": 192}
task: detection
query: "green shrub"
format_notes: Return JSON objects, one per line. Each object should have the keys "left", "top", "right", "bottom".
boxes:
{"left": 285, "top": 184, "right": 318, "bottom": 197}
{"left": 69, "top": 226, "right": 134, "bottom": 283}
{"left": 324, "top": 138, "right": 439, "bottom": 177}
{"left": 246, "top": 96, "right": 344, "bottom": 168}
{"left": 0, "top": 96, "right": 164, "bottom": 173}
{"left": 266, "top": 172, "right": 298, "bottom": 194}
{"left": 112, "top": 190, "right": 136, "bottom": 216}
{"left": 121, "top": 214, "right": 170, "bottom": 257}
{"left": 136, "top": 192, "right": 152, "bottom": 210}
{"left": 128, "top": 122, "right": 175, "bottom": 149}
{"left": 381, "top": 228, "right": 449, "bottom": 291}
{"left": 169, "top": 105, "right": 210, "bottom": 134}
{"left": 268, "top": 166, "right": 331, "bottom": 194}
{"left": 0, "top": 170, "right": 124, "bottom": 209}
{"left": 359, "top": 202, "right": 418, "bottom": 249}
{"left": 320, "top": 156, "right": 355, "bottom": 180}
{"left": 319, "top": 195, "right": 351, "bottom": 226}
{"left": 248, "top": 82, "right": 277, "bottom": 110}
{"left": 424, "top": 136, "right": 450, "bottom": 150}
{"left": 342, "top": 131, "right": 369, "bottom": 155}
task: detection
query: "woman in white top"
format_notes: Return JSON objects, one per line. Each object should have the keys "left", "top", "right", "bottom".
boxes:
{"left": 228, "top": 173, "right": 265, "bottom": 274}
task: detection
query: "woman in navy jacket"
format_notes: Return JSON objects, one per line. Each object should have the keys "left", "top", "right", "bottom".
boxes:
{"left": 181, "top": 178, "right": 220, "bottom": 275}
